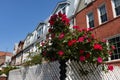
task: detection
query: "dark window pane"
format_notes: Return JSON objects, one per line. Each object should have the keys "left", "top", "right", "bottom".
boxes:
{"left": 118, "top": 48, "right": 120, "bottom": 53}
{"left": 101, "top": 14, "right": 107, "bottom": 23}
{"left": 117, "top": 42, "right": 120, "bottom": 47}
{"left": 111, "top": 56, "right": 114, "bottom": 60}
{"left": 89, "top": 20, "right": 94, "bottom": 28}
{"left": 115, "top": 55, "right": 118, "bottom": 59}
{"left": 88, "top": 12, "right": 94, "bottom": 28}
{"left": 114, "top": 49, "right": 117, "bottom": 54}
{"left": 115, "top": 6, "right": 120, "bottom": 16}
{"left": 116, "top": 37, "right": 120, "bottom": 42}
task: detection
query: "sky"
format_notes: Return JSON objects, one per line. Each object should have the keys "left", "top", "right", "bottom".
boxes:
{"left": 0, "top": 0, "right": 63, "bottom": 52}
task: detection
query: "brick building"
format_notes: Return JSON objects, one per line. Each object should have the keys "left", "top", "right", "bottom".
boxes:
{"left": 0, "top": 51, "right": 13, "bottom": 69}
{"left": 75, "top": 0, "right": 120, "bottom": 62}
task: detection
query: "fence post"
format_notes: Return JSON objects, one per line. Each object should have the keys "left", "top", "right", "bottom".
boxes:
{"left": 59, "top": 59, "right": 67, "bottom": 80}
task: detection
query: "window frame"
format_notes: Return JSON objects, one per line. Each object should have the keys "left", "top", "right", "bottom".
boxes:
{"left": 98, "top": 4, "right": 108, "bottom": 24}
{"left": 111, "top": 0, "right": 120, "bottom": 17}
{"left": 108, "top": 35, "right": 120, "bottom": 61}
{"left": 86, "top": 12, "right": 95, "bottom": 28}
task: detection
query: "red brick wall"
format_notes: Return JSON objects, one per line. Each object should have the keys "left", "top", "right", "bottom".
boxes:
{"left": 75, "top": 0, "right": 120, "bottom": 40}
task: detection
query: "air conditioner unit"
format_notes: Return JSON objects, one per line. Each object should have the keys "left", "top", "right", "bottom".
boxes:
{"left": 85, "top": 0, "right": 95, "bottom": 5}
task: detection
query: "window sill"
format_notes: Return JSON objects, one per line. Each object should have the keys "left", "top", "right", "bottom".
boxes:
{"left": 105, "top": 59, "right": 120, "bottom": 64}
{"left": 91, "top": 15, "right": 120, "bottom": 30}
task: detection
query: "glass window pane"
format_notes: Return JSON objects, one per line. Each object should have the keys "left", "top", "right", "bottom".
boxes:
{"left": 115, "top": 55, "right": 118, "bottom": 59}
{"left": 116, "top": 37, "right": 120, "bottom": 42}
{"left": 99, "top": 4, "right": 107, "bottom": 23}
{"left": 114, "top": 0, "right": 120, "bottom": 16}
{"left": 88, "top": 12, "right": 94, "bottom": 28}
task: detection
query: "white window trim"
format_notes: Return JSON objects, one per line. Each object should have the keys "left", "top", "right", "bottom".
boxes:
{"left": 97, "top": 3, "right": 108, "bottom": 25}
{"left": 86, "top": 12, "right": 94, "bottom": 28}
{"left": 111, "top": 0, "right": 120, "bottom": 18}
{"left": 107, "top": 34, "right": 120, "bottom": 61}
{"left": 86, "top": 14, "right": 89, "bottom": 28}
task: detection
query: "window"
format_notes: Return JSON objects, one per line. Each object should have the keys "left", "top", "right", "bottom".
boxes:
{"left": 112, "top": 0, "right": 120, "bottom": 17}
{"left": 87, "top": 12, "right": 94, "bottom": 28}
{"left": 57, "top": 7, "right": 66, "bottom": 14}
{"left": 108, "top": 36, "right": 120, "bottom": 60}
{"left": 98, "top": 4, "right": 108, "bottom": 24}
{"left": 38, "top": 27, "right": 43, "bottom": 35}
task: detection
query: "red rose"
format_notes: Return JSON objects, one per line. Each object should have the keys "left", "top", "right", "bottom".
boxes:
{"left": 79, "top": 50, "right": 84, "bottom": 54}
{"left": 59, "top": 33, "right": 65, "bottom": 39}
{"left": 68, "top": 39, "right": 77, "bottom": 46}
{"left": 79, "top": 56, "right": 85, "bottom": 62}
{"left": 111, "top": 45, "right": 115, "bottom": 50}
{"left": 51, "top": 33, "right": 55, "bottom": 38}
{"left": 86, "top": 53, "right": 90, "bottom": 59}
{"left": 91, "top": 34, "right": 94, "bottom": 39}
{"left": 58, "top": 11, "right": 63, "bottom": 17}
{"left": 97, "top": 57, "right": 103, "bottom": 63}
{"left": 108, "top": 65, "right": 114, "bottom": 71}
{"left": 58, "top": 50, "right": 64, "bottom": 56}
{"left": 94, "top": 43, "right": 102, "bottom": 50}
{"left": 61, "top": 14, "right": 70, "bottom": 25}
{"left": 48, "top": 28, "right": 52, "bottom": 33}
{"left": 78, "top": 36, "right": 84, "bottom": 42}
{"left": 73, "top": 26, "right": 79, "bottom": 30}
{"left": 49, "top": 20, "right": 54, "bottom": 26}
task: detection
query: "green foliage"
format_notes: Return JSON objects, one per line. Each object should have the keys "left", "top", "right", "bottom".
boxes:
{"left": 23, "top": 53, "right": 42, "bottom": 67}
{"left": 39, "top": 12, "right": 115, "bottom": 74}
{"left": 1, "top": 66, "right": 18, "bottom": 76}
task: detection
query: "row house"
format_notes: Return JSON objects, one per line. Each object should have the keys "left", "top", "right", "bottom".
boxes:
{"left": 11, "top": 22, "right": 48, "bottom": 66}
{"left": 51, "top": 0, "right": 79, "bottom": 27}
{"left": 75, "top": 0, "right": 120, "bottom": 63}
{"left": 11, "top": 41, "right": 24, "bottom": 66}
{"left": 0, "top": 51, "right": 13, "bottom": 69}
{"left": 11, "top": 0, "right": 80, "bottom": 66}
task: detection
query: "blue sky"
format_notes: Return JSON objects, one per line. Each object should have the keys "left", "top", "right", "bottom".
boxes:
{"left": 0, "top": 0, "right": 63, "bottom": 52}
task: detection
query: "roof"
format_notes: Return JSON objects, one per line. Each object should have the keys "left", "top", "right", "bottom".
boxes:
{"left": 0, "top": 51, "right": 13, "bottom": 57}
{"left": 52, "top": 1, "right": 70, "bottom": 15}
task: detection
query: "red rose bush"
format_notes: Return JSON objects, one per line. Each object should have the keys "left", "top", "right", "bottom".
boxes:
{"left": 40, "top": 12, "right": 115, "bottom": 72}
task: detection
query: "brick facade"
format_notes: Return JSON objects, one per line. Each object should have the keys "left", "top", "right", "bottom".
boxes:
{"left": 75, "top": 0, "right": 120, "bottom": 40}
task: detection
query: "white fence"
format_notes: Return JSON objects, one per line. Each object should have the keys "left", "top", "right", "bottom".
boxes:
{"left": 8, "top": 60, "right": 120, "bottom": 80}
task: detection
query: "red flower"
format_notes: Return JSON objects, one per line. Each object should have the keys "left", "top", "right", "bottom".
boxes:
{"left": 49, "top": 20, "right": 54, "bottom": 26}
{"left": 79, "top": 56, "right": 85, "bottom": 62}
{"left": 73, "top": 26, "right": 79, "bottom": 30}
{"left": 41, "top": 42, "right": 45, "bottom": 46}
{"left": 108, "top": 65, "right": 114, "bottom": 71}
{"left": 102, "top": 39, "right": 106, "bottom": 43}
{"left": 87, "top": 28, "right": 92, "bottom": 31}
{"left": 59, "top": 33, "right": 65, "bottom": 39}
{"left": 91, "top": 34, "right": 94, "bottom": 39}
{"left": 87, "top": 38, "right": 91, "bottom": 42}
{"left": 97, "top": 57, "right": 103, "bottom": 63}
{"left": 48, "top": 28, "right": 52, "bottom": 33}
{"left": 49, "top": 14, "right": 57, "bottom": 26}
{"left": 78, "top": 36, "right": 84, "bottom": 42}
{"left": 58, "top": 50, "right": 64, "bottom": 56}
{"left": 86, "top": 53, "right": 90, "bottom": 59}
{"left": 79, "top": 50, "right": 84, "bottom": 54}
{"left": 58, "top": 11, "right": 63, "bottom": 17}
{"left": 94, "top": 43, "right": 102, "bottom": 50}
{"left": 51, "top": 33, "right": 55, "bottom": 38}
{"left": 68, "top": 39, "right": 77, "bottom": 46}
{"left": 61, "top": 14, "right": 70, "bottom": 25}
{"left": 108, "top": 51, "right": 112, "bottom": 55}
{"left": 111, "top": 45, "right": 115, "bottom": 50}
